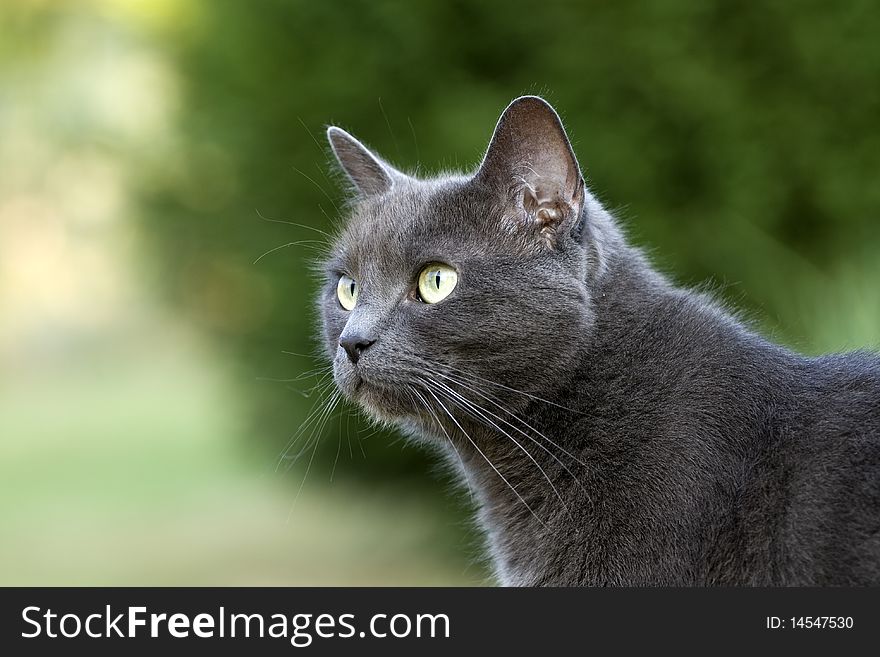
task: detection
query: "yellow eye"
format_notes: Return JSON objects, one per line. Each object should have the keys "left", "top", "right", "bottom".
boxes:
{"left": 336, "top": 274, "right": 358, "bottom": 310}
{"left": 417, "top": 263, "right": 458, "bottom": 304}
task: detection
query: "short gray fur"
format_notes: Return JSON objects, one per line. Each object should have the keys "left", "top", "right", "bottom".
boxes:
{"left": 320, "top": 96, "right": 880, "bottom": 586}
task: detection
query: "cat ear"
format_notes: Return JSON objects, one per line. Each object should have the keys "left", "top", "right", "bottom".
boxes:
{"left": 327, "top": 126, "right": 400, "bottom": 197}
{"left": 475, "top": 96, "right": 585, "bottom": 242}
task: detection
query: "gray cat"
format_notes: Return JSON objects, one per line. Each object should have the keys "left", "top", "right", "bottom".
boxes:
{"left": 319, "top": 96, "right": 880, "bottom": 585}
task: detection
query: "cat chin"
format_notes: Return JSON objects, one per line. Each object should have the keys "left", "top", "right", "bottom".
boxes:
{"left": 353, "top": 384, "right": 417, "bottom": 424}
{"left": 332, "top": 368, "right": 414, "bottom": 424}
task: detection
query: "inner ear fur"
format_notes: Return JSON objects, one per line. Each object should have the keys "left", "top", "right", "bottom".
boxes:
{"left": 476, "top": 96, "right": 586, "bottom": 245}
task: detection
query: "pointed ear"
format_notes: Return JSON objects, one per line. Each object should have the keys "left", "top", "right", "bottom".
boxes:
{"left": 327, "top": 126, "right": 400, "bottom": 197}
{"left": 475, "top": 96, "right": 585, "bottom": 244}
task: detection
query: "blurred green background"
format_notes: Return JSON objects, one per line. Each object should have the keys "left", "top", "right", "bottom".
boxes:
{"left": 1, "top": 0, "right": 878, "bottom": 585}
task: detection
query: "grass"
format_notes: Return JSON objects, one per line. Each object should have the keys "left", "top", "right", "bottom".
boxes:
{"left": 0, "top": 332, "right": 486, "bottom": 586}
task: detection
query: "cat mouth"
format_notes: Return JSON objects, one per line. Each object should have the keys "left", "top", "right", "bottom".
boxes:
{"left": 343, "top": 372, "right": 415, "bottom": 421}
{"left": 352, "top": 384, "right": 411, "bottom": 423}
{"left": 333, "top": 357, "right": 421, "bottom": 421}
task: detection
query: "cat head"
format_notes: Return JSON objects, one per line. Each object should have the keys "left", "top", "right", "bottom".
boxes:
{"left": 320, "top": 96, "right": 606, "bottom": 427}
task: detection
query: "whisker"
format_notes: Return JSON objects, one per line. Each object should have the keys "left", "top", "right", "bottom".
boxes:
{"left": 442, "top": 364, "right": 587, "bottom": 416}
{"left": 280, "top": 349, "right": 322, "bottom": 359}
{"left": 435, "top": 371, "right": 593, "bottom": 507}
{"left": 295, "top": 116, "right": 345, "bottom": 190}
{"left": 428, "top": 377, "right": 572, "bottom": 518}
{"left": 253, "top": 240, "right": 328, "bottom": 264}
{"left": 378, "top": 97, "right": 401, "bottom": 162}
{"left": 316, "top": 203, "right": 336, "bottom": 226}
{"left": 355, "top": 431, "right": 368, "bottom": 458}
{"left": 254, "top": 208, "right": 334, "bottom": 239}
{"left": 330, "top": 430, "right": 343, "bottom": 482}
{"left": 275, "top": 378, "right": 335, "bottom": 471}
{"left": 358, "top": 426, "right": 384, "bottom": 442}
{"left": 407, "top": 116, "right": 420, "bottom": 163}
{"left": 292, "top": 165, "right": 340, "bottom": 213}
{"left": 408, "top": 385, "right": 472, "bottom": 500}
{"left": 257, "top": 365, "right": 332, "bottom": 385}
{"left": 282, "top": 369, "right": 334, "bottom": 399}
{"left": 424, "top": 386, "right": 546, "bottom": 528}
{"left": 286, "top": 391, "right": 342, "bottom": 522}
{"left": 345, "top": 408, "right": 354, "bottom": 460}
{"left": 437, "top": 370, "right": 588, "bottom": 469}
{"left": 277, "top": 382, "right": 332, "bottom": 458}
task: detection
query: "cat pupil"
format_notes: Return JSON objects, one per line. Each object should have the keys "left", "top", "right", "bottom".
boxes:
{"left": 434, "top": 272, "right": 441, "bottom": 288}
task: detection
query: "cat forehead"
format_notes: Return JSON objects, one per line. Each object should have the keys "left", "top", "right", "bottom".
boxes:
{"left": 353, "top": 176, "right": 470, "bottom": 228}
{"left": 332, "top": 176, "right": 497, "bottom": 264}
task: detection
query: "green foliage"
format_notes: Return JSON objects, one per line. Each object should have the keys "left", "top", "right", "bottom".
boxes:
{"left": 135, "top": 0, "right": 880, "bottom": 474}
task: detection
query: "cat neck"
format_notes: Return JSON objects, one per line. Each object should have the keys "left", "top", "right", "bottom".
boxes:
{"left": 420, "top": 239, "right": 663, "bottom": 583}
{"left": 424, "top": 235, "right": 765, "bottom": 585}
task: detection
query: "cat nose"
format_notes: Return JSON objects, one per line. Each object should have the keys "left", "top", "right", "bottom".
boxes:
{"left": 339, "top": 334, "right": 376, "bottom": 364}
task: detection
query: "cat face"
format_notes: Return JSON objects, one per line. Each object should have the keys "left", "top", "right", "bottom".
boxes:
{"left": 320, "top": 97, "right": 597, "bottom": 427}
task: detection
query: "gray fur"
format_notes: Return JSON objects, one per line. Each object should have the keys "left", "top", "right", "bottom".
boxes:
{"left": 320, "top": 96, "right": 880, "bottom": 585}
